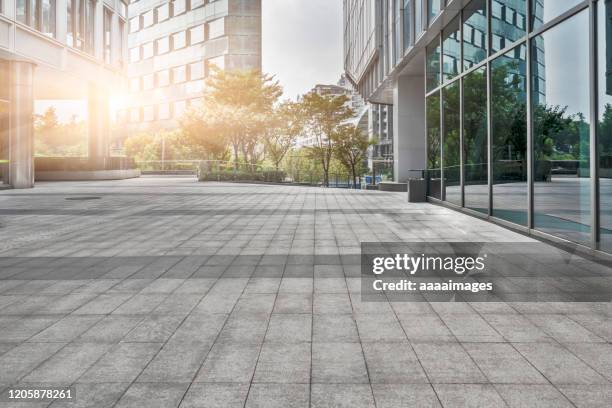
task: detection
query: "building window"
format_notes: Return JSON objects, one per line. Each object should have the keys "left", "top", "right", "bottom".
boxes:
{"left": 143, "top": 106, "right": 155, "bottom": 121}
{"left": 427, "top": 0, "right": 441, "bottom": 25}
{"left": 158, "top": 103, "right": 171, "bottom": 120}
{"left": 142, "top": 42, "right": 154, "bottom": 59}
{"left": 156, "top": 37, "right": 170, "bottom": 55}
{"left": 532, "top": 0, "right": 583, "bottom": 31}
{"left": 426, "top": 92, "right": 441, "bottom": 199}
{"left": 189, "top": 24, "right": 205, "bottom": 45}
{"left": 442, "top": 16, "right": 461, "bottom": 82}
{"left": 67, "top": 0, "right": 95, "bottom": 53}
{"left": 129, "top": 16, "right": 140, "bottom": 33}
{"left": 491, "top": 0, "right": 526, "bottom": 54}
{"left": 491, "top": 44, "right": 528, "bottom": 225}
{"left": 172, "top": 31, "right": 187, "bottom": 50}
{"left": 403, "top": 0, "right": 412, "bottom": 51}
{"left": 142, "top": 74, "right": 154, "bottom": 90}
{"left": 156, "top": 70, "right": 170, "bottom": 87}
{"left": 156, "top": 3, "right": 170, "bottom": 22}
{"left": 129, "top": 47, "right": 140, "bottom": 63}
{"left": 191, "top": 0, "right": 205, "bottom": 10}
{"left": 142, "top": 9, "right": 154, "bottom": 28}
{"left": 598, "top": 0, "right": 612, "bottom": 253}
{"left": 463, "top": 66, "right": 488, "bottom": 213}
{"left": 130, "top": 108, "right": 141, "bottom": 123}
{"left": 426, "top": 36, "right": 440, "bottom": 92}
{"left": 16, "top": 0, "right": 56, "bottom": 37}
{"left": 172, "top": 0, "right": 186, "bottom": 16}
{"left": 189, "top": 62, "right": 205, "bottom": 80}
{"left": 172, "top": 65, "right": 187, "bottom": 83}
{"left": 103, "top": 8, "right": 112, "bottom": 64}
{"left": 415, "top": 0, "right": 423, "bottom": 36}
{"left": 174, "top": 100, "right": 187, "bottom": 118}
{"left": 462, "top": 0, "right": 487, "bottom": 70}
{"left": 129, "top": 77, "right": 140, "bottom": 92}
{"left": 207, "top": 18, "right": 225, "bottom": 40}
{"left": 207, "top": 56, "right": 225, "bottom": 71}
{"left": 118, "top": 19, "right": 125, "bottom": 66}
{"left": 118, "top": 0, "right": 127, "bottom": 19}
{"left": 532, "top": 10, "right": 591, "bottom": 244}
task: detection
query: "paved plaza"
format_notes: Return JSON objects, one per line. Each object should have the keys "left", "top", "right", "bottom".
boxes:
{"left": 0, "top": 177, "right": 611, "bottom": 407}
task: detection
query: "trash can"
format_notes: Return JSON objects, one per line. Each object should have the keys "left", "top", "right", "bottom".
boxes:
{"left": 407, "top": 178, "right": 426, "bottom": 202}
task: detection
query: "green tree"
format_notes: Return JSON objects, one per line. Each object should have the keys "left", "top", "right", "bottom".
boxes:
{"left": 265, "top": 101, "right": 304, "bottom": 171}
{"left": 202, "top": 67, "right": 283, "bottom": 169}
{"left": 332, "top": 125, "right": 370, "bottom": 189}
{"left": 301, "top": 92, "right": 354, "bottom": 187}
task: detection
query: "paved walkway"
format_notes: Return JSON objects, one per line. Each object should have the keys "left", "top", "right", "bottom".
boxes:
{"left": 0, "top": 177, "right": 611, "bottom": 407}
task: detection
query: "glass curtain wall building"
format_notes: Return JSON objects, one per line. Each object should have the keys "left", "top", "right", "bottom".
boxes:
{"left": 123, "top": 0, "right": 261, "bottom": 132}
{"left": 344, "top": 0, "right": 612, "bottom": 255}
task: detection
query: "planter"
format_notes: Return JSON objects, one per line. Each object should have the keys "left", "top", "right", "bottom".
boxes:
{"left": 407, "top": 178, "right": 427, "bottom": 202}
{"left": 379, "top": 182, "right": 408, "bottom": 192}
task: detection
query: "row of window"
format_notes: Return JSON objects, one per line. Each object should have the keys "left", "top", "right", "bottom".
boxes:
{"left": 129, "top": 18, "right": 224, "bottom": 63}
{"left": 129, "top": 0, "right": 218, "bottom": 33}
{"left": 12, "top": 0, "right": 126, "bottom": 65}
{"left": 129, "top": 56, "right": 225, "bottom": 92}
{"left": 123, "top": 98, "right": 204, "bottom": 123}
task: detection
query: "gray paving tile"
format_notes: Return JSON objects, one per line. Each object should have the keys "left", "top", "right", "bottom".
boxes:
{"left": 312, "top": 342, "right": 369, "bottom": 384}
{"left": 79, "top": 342, "right": 162, "bottom": 383}
{"left": 464, "top": 343, "right": 548, "bottom": 384}
{"left": 195, "top": 343, "right": 260, "bottom": 383}
{"left": 354, "top": 313, "right": 406, "bottom": 343}
{"left": 313, "top": 314, "right": 359, "bottom": 343}
{"left": 558, "top": 384, "right": 612, "bottom": 408}
{"left": 217, "top": 313, "right": 269, "bottom": 344}
{"left": 564, "top": 342, "right": 612, "bottom": 382}
{"left": 265, "top": 314, "right": 311, "bottom": 343}
{"left": 495, "top": 384, "right": 574, "bottom": 408}
{"left": 362, "top": 342, "right": 428, "bottom": 384}
{"left": 311, "top": 384, "right": 375, "bottom": 408}
{"left": 168, "top": 314, "right": 227, "bottom": 345}
{"left": 21, "top": 343, "right": 111, "bottom": 384}
{"left": 49, "top": 383, "right": 130, "bottom": 408}
{"left": 253, "top": 342, "right": 310, "bottom": 383}
{"left": 0, "top": 342, "right": 65, "bottom": 383}
{"left": 115, "top": 383, "right": 189, "bottom": 408}
{"left": 513, "top": 342, "right": 608, "bottom": 385}
{"left": 137, "top": 341, "right": 211, "bottom": 382}
{"left": 29, "top": 316, "right": 102, "bottom": 342}
{"left": 434, "top": 384, "right": 506, "bottom": 408}
{"left": 372, "top": 384, "right": 441, "bottom": 408}
{"left": 313, "top": 293, "right": 352, "bottom": 314}
{"left": 123, "top": 315, "right": 185, "bottom": 342}
{"left": 397, "top": 314, "right": 455, "bottom": 342}
{"left": 273, "top": 293, "right": 312, "bottom": 314}
{"left": 179, "top": 383, "right": 250, "bottom": 408}
{"left": 412, "top": 343, "right": 487, "bottom": 384}
{"left": 76, "top": 316, "right": 143, "bottom": 343}
{"left": 245, "top": 383, "right": 309, "bottom": 408}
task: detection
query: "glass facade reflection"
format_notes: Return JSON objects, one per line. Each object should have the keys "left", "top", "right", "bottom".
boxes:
{"left": 463, "top": 67, "right": 488, "bottom": 213}
{"left": 491, "top": 45, "right": 527, "bottom": 225}
{"left": 443, "top": 81, "right": 461, "bottom": 205}
{"left": 599, "top": 0, "right": 612, "bottom": 252}
{"left": 532, "top": 11, "right": 591, "bottom": 244}
{"left": 422, "top": 0, "right": 601, "bottom": 249}
{"left": 427, "top": 92, "right": 441, "bottom": 199}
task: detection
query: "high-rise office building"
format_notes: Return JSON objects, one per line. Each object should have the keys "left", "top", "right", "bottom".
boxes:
{"left": 123, "top": 0, "right": 261, "bottom": 132}
{"left": 344, "top": 0, "right": 612, "bottom": 254}
{"left": 0, "top": 0, "right": 128, "bottom": 188}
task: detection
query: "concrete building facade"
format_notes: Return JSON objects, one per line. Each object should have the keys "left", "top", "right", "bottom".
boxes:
{"left": 123, "top": 0, "right": 261, "bottom": 133}
{"left": 0, "top": 0, "right": 128, "bottom": 188}
{"left": 344, "top": 0, "right": 612, "bottom": 254}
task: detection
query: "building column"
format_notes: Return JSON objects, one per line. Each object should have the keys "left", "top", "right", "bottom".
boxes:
{"left": 8, "top": 61, "right": 35, "bottom": 189}
{"left": 393, "top": 74, "right": 426, "bottom": 182}
{"left": 88, "top": 82, "right": 110, "bottom": 167}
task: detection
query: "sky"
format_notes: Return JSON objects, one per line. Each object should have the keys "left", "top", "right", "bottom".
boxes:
{"left": 262, "top": 0, "right": 344, "bottom": 101}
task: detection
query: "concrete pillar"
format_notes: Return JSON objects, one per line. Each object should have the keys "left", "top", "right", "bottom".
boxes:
{"left": 393, "top": 74, "right": 426, "bottom": 182}
{"left": 88, "top": 83, "right": 110, "bottom": 167}
{"left": 8, "top": 61, "right": 35, "bottom": 189}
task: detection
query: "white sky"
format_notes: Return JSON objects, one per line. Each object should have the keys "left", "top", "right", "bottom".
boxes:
{"left": 262, "top": 0, "right": 344, "bottom": 101}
